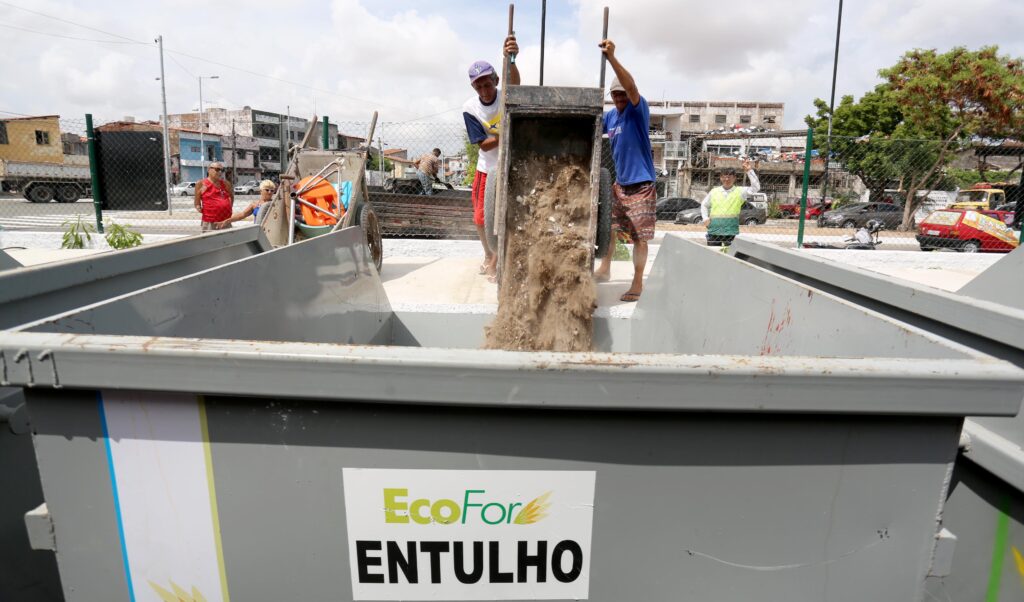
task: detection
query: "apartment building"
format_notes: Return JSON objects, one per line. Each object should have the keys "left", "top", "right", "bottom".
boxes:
{"left": 165, "top": 107, "right": 341, "bottom": 179}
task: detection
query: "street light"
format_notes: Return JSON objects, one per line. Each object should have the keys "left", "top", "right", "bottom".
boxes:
{"left": 821, "top": 0, "right": 844, "bottom": 203}
{"left": 198, "top": 75, "right": 219, "bottom": 175}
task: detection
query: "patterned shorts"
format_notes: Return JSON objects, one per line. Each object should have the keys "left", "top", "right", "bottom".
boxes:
{"left": 611, "top": 181, "right": 657, "bottom": 243}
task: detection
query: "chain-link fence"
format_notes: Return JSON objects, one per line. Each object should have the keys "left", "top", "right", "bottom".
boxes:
{"left": 654, "top": 131, "right": 816, "bottom": 247}
{"left": 3, "top": 113, "right": 1019, "bottom": 253}
{"left": 812, "top": 135, "right": 1023, "bottom": 252}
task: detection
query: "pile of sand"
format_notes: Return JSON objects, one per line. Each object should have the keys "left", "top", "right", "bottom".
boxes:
{"left": 484, "top": 156, "right": 596, "bottom": 352}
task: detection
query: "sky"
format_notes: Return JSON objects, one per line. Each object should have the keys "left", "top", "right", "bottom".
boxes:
{"left": 1, "top": 0, "right": 1022, "bottom": 148}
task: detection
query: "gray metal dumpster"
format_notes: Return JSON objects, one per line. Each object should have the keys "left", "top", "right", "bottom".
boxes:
{"left": 730, "top": 238, "right": 1024, "bottom": 601}
{"left": 1, "top": 232, "right": 1023, "bottom": 602}
{"left": 0, "top": 227, "right": 270, "bottom": 602}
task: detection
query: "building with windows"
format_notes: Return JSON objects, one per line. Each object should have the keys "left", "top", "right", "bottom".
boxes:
{"left": 602, "top": 100, "right": 793, "bottom": 196}
{"left": 0, "top": 115, "right": 63, "bottom": 163}
{"left": 164, "top": 107, "right": 342, "bottom": 180}
{"left": 174, "top": 128, "right": 223, "bottom": 183}
{"left": 222, "top": 133, "right": 261, "bottom": 183}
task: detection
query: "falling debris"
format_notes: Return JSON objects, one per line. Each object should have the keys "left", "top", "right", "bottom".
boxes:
{"left": 485, "top": 156, "right": 596, "bottom": 352}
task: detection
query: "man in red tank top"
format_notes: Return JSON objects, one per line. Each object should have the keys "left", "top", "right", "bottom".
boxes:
{"left": 194, "top": 162, "right": 234, "bottom": 231}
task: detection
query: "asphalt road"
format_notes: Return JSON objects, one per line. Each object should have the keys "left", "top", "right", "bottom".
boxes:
{"left": 0, "top": 191, "right": 928, "bottom": 250}
{"left": 0, "top": 191, "right": 262, "bottom": 233}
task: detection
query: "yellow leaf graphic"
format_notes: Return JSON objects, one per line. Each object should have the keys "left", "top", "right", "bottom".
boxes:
{"left": 514, "top": 491, "right": 552, "bottom": 525}
{"left": 148, "top": 580, "right": 208, "bottom": 602}
{"left": 1013, "top": 546, "right": 1024, "bottom": 586}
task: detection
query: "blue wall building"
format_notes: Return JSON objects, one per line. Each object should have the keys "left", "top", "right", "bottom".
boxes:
{"left": 178, "top": 132, "right": 223, "bottom": 183}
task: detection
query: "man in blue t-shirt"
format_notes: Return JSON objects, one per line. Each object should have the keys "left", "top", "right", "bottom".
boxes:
{"left": 593, "top": 39, "right": 658, "bottom": 303}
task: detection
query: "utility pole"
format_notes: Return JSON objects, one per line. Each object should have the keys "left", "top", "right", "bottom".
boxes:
{"left": 197, "top": 74, "right": 219, "bottom": 177}
{"left": 156, "top": 35, "right": 173, "bottom": 215}
{"left": 231, "top": 119, "right": 237, "bottom": 185}
{"left": 278, "top": 114, "right": 287, "bottom": 180}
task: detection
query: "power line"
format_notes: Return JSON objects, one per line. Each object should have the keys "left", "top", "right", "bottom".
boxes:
{"left": 0, "top": 23, "right": 146, "bottom": 45}
{"left": 394, "top": 106, "right": 462, "bottom": 123}
{"left": 165, "top": 52, "right": 195, "bottom": 78}
{"left": 161, "top": 47, "right": 412, "bottom": 116}
{"left": 0, "top": 0, "right": 453, "bottom": 121}
{"left": 0, "top": 0, "right": 147, "bottom": 44}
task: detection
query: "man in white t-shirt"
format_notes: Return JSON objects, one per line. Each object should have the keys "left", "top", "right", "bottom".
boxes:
{"left": 463, "top": 34, "right": 519, "bottom": 280}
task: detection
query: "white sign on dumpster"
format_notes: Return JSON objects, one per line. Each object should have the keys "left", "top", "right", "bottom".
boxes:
{"left": 342, "top": 468, "right": 596, "bottom": 600}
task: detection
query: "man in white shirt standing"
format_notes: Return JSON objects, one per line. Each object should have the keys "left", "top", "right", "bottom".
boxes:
{"left": 700, "top": 159, "right": 760, "bottom": 246}
{"left": 462, "top": 35, "right": 519, "bottom": 280}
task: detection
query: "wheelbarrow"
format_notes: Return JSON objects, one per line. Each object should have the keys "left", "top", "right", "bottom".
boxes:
{"left": 259, "top": 113, "right": 383, "bottom": 273}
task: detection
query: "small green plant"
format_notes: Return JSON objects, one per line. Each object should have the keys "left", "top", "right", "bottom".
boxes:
{"left": 766, "top": 200, "right": 783, "bottom": 219}
{"left": 104, "top": 222, "right": 143, "bottom": 250}
{"left": 612, "top": 236, "right": 631, "bottom": 261}
{"left": 60, "top": 216, "right": 95, "bottom": 249}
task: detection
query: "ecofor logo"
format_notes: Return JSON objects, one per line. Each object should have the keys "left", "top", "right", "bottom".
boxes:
{"left": 382, "top": 488, "right": 552, "bottom": 525}
{"left": 342, "top": 469, "right": 596, "bottom": 601}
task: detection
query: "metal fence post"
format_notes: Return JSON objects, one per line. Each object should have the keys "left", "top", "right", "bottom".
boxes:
{"left": 1019, "top": 169, "right": 1023, "bottom": 244}
{"left": 85, "top": 114, "right": 105, "bottom": 234}
{"left": 796, "top": 127, "right": 814, "bottom": 248}
{"left": 322, "top": 116, "right": 329, "bottom": 150}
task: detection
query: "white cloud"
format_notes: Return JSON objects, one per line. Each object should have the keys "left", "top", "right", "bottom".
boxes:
{"left": 0, "top": 0, "right": 1021, "bottom": 137}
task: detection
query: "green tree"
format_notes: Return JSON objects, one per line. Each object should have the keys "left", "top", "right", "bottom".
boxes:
{"left": 367, "top": 152, "right": 393, "bottom": 172}
{"left": 462, "top": 134, "right": 479, "bottom": 186}
{"left": 805, "top": 86, "right": 935, "bottom": 212}
{"left": 807, "top": 46, "right": 1024, "bottom": 229}
{"left": 882, "top": 47, "right": 1024, "bottom": 227}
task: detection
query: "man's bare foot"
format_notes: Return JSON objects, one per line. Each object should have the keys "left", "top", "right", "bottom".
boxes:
{"left": 594, "top": 271, "right": 611, "bottom": 283}
{"left": 619, "top": 290, "right": 641, "bottom": 302}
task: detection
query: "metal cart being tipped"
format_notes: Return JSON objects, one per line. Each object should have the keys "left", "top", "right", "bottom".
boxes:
{"left": 259, "top": 112, "right": 383, "bottom": 272}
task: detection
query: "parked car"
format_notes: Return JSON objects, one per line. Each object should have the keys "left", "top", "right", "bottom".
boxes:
{"left": 992, "top": 202, "right": 1019, "bottom": 228}
{"left": 818, "top": 202, "right": 904, "bottom": 229}
{"left": 234, "top": 180, "right": 260, "bottom": 195}
{"left": 383, "top": 176, "right": 454, "bottom": 195}
{"left": 747, "top": 192, "right": 769, "bottom": 211}
{"left": 171, "top": 182, "right": 196, "bottom": 196}
{"left": 674, "top": 201, "right": 766, "bottom": 226}
{"left": 656, "top": 197, "right": 699, "bottom": 220}
{"left": 916, "top": 209, "right": 1019, "bottom": 253}
{"left": 778, "top": 198, "right": 832, "bottom": 219}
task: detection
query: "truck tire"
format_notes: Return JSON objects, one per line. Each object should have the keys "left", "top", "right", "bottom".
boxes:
{"left": 56, "top": 185, "right": 80, "bottom": 203}
{"left": 357, "top": 202, "right": 384, "bottom": 273}
{"left": 25, "top": 184, "right": 54, "bottom": 203}
{"left": 596, "top": 168, "right": 613, "bottom": 257}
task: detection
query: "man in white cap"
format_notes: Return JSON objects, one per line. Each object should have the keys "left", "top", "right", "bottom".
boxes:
{"left": 463, "top": 34, "right": 519, "bottom": 280}
{"left": 593, "top": 39, "right": 658, "bottom": 303}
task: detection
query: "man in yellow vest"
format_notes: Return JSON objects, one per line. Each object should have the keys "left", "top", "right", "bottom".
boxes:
{"left": 700, "top": 159, "right": 760, "bottom": 246}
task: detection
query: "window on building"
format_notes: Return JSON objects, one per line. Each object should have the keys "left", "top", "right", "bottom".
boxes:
{"left": 236, "top": 149, "right": 246, "bottom": 159}
{"left": 688, "top": 114, "right": 700, "bottom": 123}
{"left": 35, "top": 130, "right": 51, "bottom": 145}
{"left": 253, "top": 124, "right": 279, "bottom": 139}
{"left": 189, "top": 145, "right": 200, "bottom": 153}
{"left": 764, "top": 115, "right": 777, "bottom": 124}
{"left": 0, "top": 123, "right": 7, "bottom": 144}
{"left": 206, "top": 145, "right": 215, "bottom": 161}
{"left": 740, "top": 115, "right": 752, "bottom": 124}
{"left": 714, "top": 114, "right": 726, "bottom": 124}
